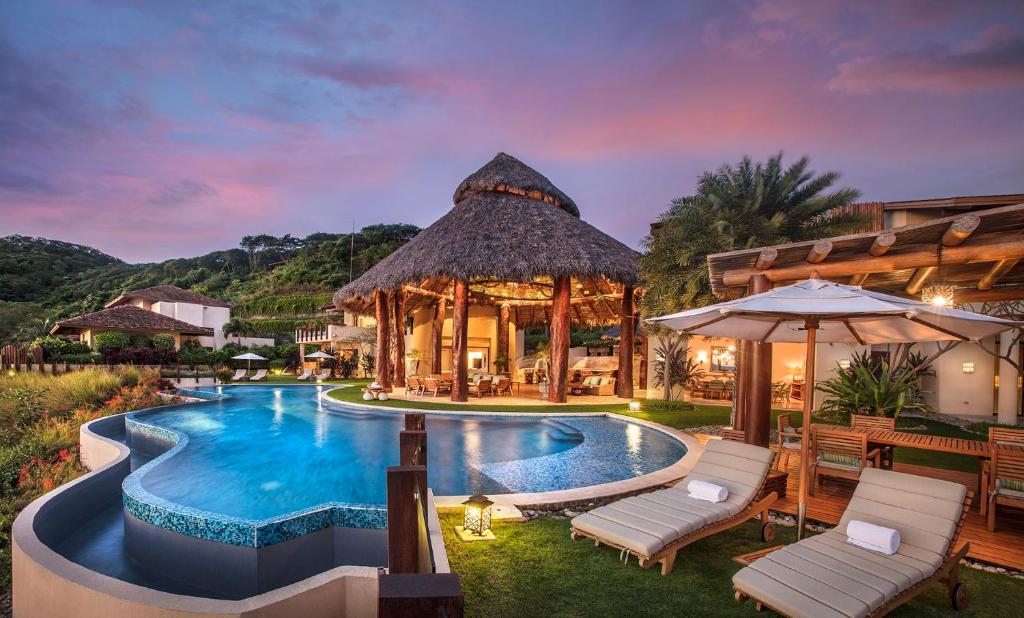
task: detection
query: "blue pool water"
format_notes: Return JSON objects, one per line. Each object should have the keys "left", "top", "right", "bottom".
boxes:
{"left": 129, "top": 386, "right": 685, "bottom": 523}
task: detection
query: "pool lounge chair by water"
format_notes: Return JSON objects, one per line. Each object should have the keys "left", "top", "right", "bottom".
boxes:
{"left": 231, "top": 369, "right": 247, "bottom": 381}
{"left": 733, "top": 468, "right": 972, "bottom": 617}
{"left": 296, "top": 368, "right": 313, "bottom": 381}
{"left": 316, "top": 368, "right": 332, "bottom": 380}
{"left": 571, "top": 439, "right": 777, "bottom": 575}
{"left": 248, "top": 369, "right": 268, "bottom": 381}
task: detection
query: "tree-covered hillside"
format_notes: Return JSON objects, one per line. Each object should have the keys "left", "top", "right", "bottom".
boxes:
{"left": 0, "top": 224, "right": 419, "bottom": 343}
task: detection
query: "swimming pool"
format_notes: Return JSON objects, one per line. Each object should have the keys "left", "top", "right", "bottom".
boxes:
{"left": 123, "top": 386, "right": 687, "bottom": 546}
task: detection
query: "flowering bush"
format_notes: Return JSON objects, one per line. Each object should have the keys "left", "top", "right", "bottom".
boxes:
{"left": 17, "top": 448, "right": 80, "bottom": 497}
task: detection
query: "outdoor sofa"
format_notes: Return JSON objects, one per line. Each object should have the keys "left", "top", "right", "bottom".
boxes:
{"left": 733, "top": 467, "right": 972, "bottom": 617}
{"left": 571, "top": 439, "right": 777, "bottom": 575}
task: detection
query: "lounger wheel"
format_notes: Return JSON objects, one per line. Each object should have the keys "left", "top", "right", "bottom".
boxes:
{"left": 761, "top": 521, "right": 775, "bottom": 542}
{"left": 951, "top": 582, "right": 968, "bottom": 610}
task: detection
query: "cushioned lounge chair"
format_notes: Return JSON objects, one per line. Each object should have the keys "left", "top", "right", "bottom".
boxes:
{"left": 733, "top": 468, "right": 972, "bottom": 617}
{"left": 316, "top": 368, "right": 332, "bottom": 380}
{"left": 249, "top": 369, "right": 268, "bottom": 382}
{"left": 296, "top": 368, "right": 313, "bottom": 381}
{"left": 570, "top": 440, "right": 778, "bottom": 575}
{"left": 231, "top": 369, "right": 247, "bottom": 381}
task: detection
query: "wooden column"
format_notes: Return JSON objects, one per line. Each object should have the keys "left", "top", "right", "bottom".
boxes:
{"left": 375, "top": 290, "right": 392, "bottom": 390}
{"left": 733, "top": 340, "right": 749, "bottom": 431}
{"left": 549, "top": 275, "right": 571, "bottom": 403}
{"left": 385, "top": 465, "right": 427, "bottom": 574}
{"left": 745, "top": 275, "right": 773, "bottom": 446}
{"left": 617, "top": 286, "right": 635, "bottom": 398}
{"left": 431, "top": 298, "right": 445, "bottom": 374}
{"left": 497, "top": 303, "right": 510, "bottom": 372}
{"left": 638, "top": 329, "right": 649, "bottom": 393}
{"left": 392, "top": 292, "right": 406, "bottom": 388}
{"left": 450, "top": 280, "right": 469, "bottom": 402}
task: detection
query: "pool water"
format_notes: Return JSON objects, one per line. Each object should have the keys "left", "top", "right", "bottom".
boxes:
{"left": 129, "top": 386, "right": 686, "bottom": 522}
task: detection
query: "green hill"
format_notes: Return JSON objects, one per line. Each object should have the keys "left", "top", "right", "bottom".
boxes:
{"left": 0, "top": 224, "right": 419, "bottom": 344}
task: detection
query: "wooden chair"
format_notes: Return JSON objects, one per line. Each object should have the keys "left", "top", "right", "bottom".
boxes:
{"left": 423, "top": 377, "right": 450, "bottom": 397}
{"left": 689, "top": 379, "right": 709, "bottom": 400}
{"left": 987, "top": 445, "right": 1024, "bottom": 532}
{"left": 406, "top": 376, "right": 423, "bottom": 396}
{"left": 468, "top": 378, "right": 492, "bottom": 398}
{"left": 493, "top": 377, "right": 512, "bottom": 396}
{"left": 808, "top": 427, "right": 880, "bottom": 495}
{"left": 721, "top": 428, "right": 746, "bottom": 442}
{"left": 775, "top": 413, "right": 802, "bottom": 472}
{"left": 980, "top": 427, "right": 1024, "bottom": 516}
{"left": 770, "top": 381, "right": 791, "bottom": 406}
{"left": 851, "top": 414, "right": 896, "bottom": 469}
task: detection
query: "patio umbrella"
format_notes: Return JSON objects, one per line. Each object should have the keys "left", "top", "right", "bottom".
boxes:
{"left": 231, "top": 352, "right": 267, "bottom": 372}
{"left": 648, "top": 278, "right": 1020, "bottom": 539}
{"left": 304, "top": 350, "right": 335, "bottom": 374}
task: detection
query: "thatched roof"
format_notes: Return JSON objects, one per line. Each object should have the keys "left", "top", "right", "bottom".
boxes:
{"left": 333, "top": 153, "right": 639, "bottom": 325}
{"left": 50, "top": 305, "right": 214, "bottom": 336}
{"left": 106, "top": 285, "right": 231, "bottom": 308}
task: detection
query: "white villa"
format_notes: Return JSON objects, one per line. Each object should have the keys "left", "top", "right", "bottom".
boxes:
{"left": 50, "top": 285, "right": 274, "bottom": 350}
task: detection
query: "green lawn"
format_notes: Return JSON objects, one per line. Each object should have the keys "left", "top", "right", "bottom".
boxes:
{"left": 441, "top": 513, "right": 1024, "bottom": 617}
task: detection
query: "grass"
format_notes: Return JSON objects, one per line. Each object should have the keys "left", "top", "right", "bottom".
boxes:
{"left": 441, "top": 513, "right": 1024, "bottom": 617}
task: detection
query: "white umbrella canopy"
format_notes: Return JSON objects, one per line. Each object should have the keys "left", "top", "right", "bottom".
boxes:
{"left": 231, "top": 352, "right": 267, "bottom": 372}
{"left": 648, "top": 279, "right": 1017, "bottom": 344}
{"left": 304, "top": 351, "right": 335, "bottom": 359}
{"left": 647, "top": 278, "right": 1021, "bottom": 539}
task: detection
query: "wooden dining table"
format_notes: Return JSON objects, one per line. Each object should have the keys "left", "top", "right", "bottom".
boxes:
{"left": 821, "top": 423, "right": 991, "bottom": 458}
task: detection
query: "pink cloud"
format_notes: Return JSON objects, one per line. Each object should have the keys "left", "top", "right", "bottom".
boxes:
{"left": 827, "top": 26, "right": 1024, "bottom": 94}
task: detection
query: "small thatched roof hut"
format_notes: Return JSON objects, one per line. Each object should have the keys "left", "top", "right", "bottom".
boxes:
{"left": 333, "top": 152, "right": 641, "bottom": 403}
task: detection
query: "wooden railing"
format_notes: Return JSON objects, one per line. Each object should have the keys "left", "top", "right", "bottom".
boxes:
{"left": 379, "top": 413, "right": 464, "bottom": 617}
{"left": 295, "top": 326, "right": 330, "bottom": 343}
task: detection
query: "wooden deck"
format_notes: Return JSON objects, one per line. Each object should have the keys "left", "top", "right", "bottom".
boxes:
{"left": 772, "top": 455, "right": 1024, "bottom": 571}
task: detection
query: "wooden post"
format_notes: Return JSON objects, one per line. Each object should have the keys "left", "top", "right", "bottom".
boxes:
{"left": 497, "top": 304, "right": 510, "bottom": 373}
{"left": 617, "top": 286, "right": 635, "bottom": 398}
{"left": 400, "top": 431, "right": 427, "bottom": 467}
{"left": 378, "top": 573, "right": 464, "bottom": 618}
{"left": 375, "top": 290, "right": 392, "bottom": 391}
{"left": 386, "top": 465, "right": 427, "bottom": 574}
{"left": 733, "top": 340, "right": 748, "bottom": 431}
{"left": 745, "top": 275, "right": 773, "bottom": 446}
{"left": 450, "top": 280, "right": 469, "bottom": 402}
{"left": 431, "top": 298, "right": 445, "bottom": 374}
{"left": 638, "top": 329, "right": 649, "bottom": 393}
{"left": 404, "top": 412, "right": 426, "bottom": 431}
{"left": 549, "top": 275, "right": 571, "bottom": 403}
{"left": 393, "top": 292, "right": 407, "bottom": 388}
{"left": 796, "top": 319, "right": 818, "bottom": 540}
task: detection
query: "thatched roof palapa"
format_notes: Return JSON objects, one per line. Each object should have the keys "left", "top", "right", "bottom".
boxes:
{"left": 333, "top": 153, "right": 640, "bottom": 326}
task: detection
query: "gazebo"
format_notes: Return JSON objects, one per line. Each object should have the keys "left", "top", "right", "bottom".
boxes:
{"left": 331, "top": 153, "right": 641, "bottom": 402}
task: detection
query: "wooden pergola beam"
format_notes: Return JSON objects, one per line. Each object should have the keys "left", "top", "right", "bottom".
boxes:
{"left": 978, "top": 259, "right": 1021, "bottom": 291}
{"left": 869, "top": 232, "right": 896, "bottom": 256}
{"left": 754, "top": 248, "right": 778, "bottom": 270}
{"left": 722, "top": 237, "right": 1024, "bottom": 287}
{"left": 942, "top": 215, "right": 981, "bottom": 247}
{"left": 849, "top": 273, "right": 869, "bottom": 286}
{"left": 805, "top": 240, "right": 833, "bottom": 264}
{"left": 905, "top": 266, "right": 937, "bottom": 295}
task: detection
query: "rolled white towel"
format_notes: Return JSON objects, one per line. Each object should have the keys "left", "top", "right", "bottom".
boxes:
{"left": 846, "top": 520, "right": 900, "bottom": 555}
{"left": 687, "top": 479, "right": 728, "bottom": 503}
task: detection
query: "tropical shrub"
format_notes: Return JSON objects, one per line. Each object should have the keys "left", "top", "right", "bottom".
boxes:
{"left": 337, "top": 354, "right": 359, "bottom": 378}
{"left": 102, "top": 347, "right": 177, "bottom": 366}
{"left": 31, "top": 335, "right": 90, "bottom": 361}
{"left": 93, "top": 331, "right": 130, "bottom": 353}
{"left": 0, "top": 446, "right": 29, "bottom": 496}
{"left": 52, "top": 352, "right": 100, "bottom": 364}
{"left": 269, "top": 359, "right": 286, "bottom": 371}
{"left": 816, "top": 357, "right": 927, "bottom": 421}
{"left": 361, "top": 353, "right": 375, "bottom": 378}
{"left": 215, "top": 368, "right": 234, "bottom": 384}
{"left": 129, "top": 334, "right": 152, "bottom": 349}
{"left": 152, "top": 334, "right": 176, "bottom": 350}
{"left": 652, "top": 336, "right": 705, "bottom": 400}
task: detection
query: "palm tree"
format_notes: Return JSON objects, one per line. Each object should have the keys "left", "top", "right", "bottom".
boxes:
{"left": 222, "top": 316, "right": 255, "bottom": 347}
{"left": 640, "top": 153, "right": 863, "bottom": 317}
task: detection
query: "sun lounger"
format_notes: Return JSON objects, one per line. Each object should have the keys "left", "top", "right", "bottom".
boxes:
{"left": 571, "top": 439, "right": 778, "bottom": 575}
{"left": 296, "top": 368, "right": 313, "bottom": 381}
{"left": 232, "top": 369, "right": 247, "bottom": 381}
{"left": 249, "top": 369, "right": 268, "bottom": 382}
{"left": 317, "top": 368, "right": 332, "bottom": 380}
{"left": 733, "top": 468, "right": 973, "bottom": 617}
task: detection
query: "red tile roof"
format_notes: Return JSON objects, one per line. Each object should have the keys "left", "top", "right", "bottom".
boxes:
{"left": 50, "top": 305, "right": 214, "bottom": 336}
{"left": 105, "top": 285, "right": 231, "bottom": 308}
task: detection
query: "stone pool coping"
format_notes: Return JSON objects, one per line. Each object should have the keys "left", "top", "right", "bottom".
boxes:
{"left": 13, "top": 410, "right": 380, "bottom": 617}
{"left": 123, "top": 385, "right": 390, "bottom": 548}
{"left": 318, "top": 389, "right": 705, "bottom": 511}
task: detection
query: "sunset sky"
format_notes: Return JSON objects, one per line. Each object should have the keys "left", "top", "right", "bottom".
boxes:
{"left": 2, "top": 1, "right": 1022, "bottom": 262}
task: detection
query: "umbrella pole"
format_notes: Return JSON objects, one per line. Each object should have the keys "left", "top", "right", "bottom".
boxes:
{"left": 796, "top": 319, "right": 818, "bottom": 540}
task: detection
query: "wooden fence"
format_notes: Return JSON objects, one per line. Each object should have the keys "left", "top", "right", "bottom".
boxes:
{"left": 379, "top": 413, "right": 464, "bottom": 617}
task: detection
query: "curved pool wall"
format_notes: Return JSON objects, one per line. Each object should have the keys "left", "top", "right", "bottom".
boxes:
{"left": 12, "top": 410, "right": 380, "bottom": 616}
